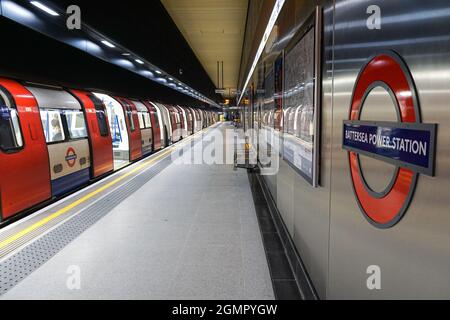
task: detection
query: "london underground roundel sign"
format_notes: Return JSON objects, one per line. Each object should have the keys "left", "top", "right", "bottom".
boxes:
{"left": 342, "top": 51, "right": 437, "bottom": 228}
{"left": 65, "top": 147, "right": 78, "bottom": 168}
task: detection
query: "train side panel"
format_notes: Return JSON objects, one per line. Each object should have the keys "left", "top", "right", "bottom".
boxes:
{"left": 46, "top": 139, "right": 91, "bottom": 197}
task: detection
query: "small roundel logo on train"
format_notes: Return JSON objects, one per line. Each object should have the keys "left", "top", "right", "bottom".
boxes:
{"left": 65, "top": 147, "right": 78, "bottom": 168}
{"left": 342, "top": 51, "right": 437, "bottom": 229}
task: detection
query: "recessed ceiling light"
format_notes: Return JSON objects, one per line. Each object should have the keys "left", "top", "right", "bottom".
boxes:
{"left": 101, "top": 40, "right": 115, "bottom": 48}
{"left": 135, "top": 59, "right": 144, "bottom": 64}
{"left": 155, "top": 70, "right": 162, "bottom": 74}
{"left": 122, "top": 53, "right": 131, "bottom": 56}
{"left": 30, "top": 1, "right": 59, "bottom": 16}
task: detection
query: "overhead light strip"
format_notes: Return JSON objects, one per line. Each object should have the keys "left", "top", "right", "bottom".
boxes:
{"left": 238, "top": 0, "right": 286, "bottom": 105}
{"left": 101, "top": 40, "right": 116, "bottom": 48}
{"left": 30, "top": 1, "right": 59, "bottom": 16}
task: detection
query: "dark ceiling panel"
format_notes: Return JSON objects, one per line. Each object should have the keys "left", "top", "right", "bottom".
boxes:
{"left": 0, "top": 18, "right": 200, "bottom": 105}
{"left": 0, "top": 0, "right": 221, "bottom": 107}
{"left": 54, "top": 0, "right": 219, "bottom": 100}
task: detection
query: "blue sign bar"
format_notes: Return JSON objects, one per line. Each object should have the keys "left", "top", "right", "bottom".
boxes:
{"left": 343, "top": 121, "right": 437, "bottom": 176}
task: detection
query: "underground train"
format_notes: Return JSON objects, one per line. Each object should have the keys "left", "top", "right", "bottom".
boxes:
{"left": 0, "top": 77, "right": 217, "bottom": 224}
{"left": 240, "top": 0, "right": 450, "bottom": 299}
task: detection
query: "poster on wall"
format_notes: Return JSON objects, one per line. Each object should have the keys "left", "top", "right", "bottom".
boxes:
{"left": 273, "top": 55, "right": 283, "bottom": 132}
{"left": 282, "top": 8, "right": 322, "bottom": 187}
{"left": 259, "top": 67, "right": 275, "bottom": 162}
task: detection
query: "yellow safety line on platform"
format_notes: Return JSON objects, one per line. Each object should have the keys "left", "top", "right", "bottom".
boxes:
{"left": 0, "top": 125, "right": 214, "bottom": 251}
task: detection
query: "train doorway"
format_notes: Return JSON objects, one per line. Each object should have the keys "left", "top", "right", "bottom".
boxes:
{"left": 93, "top": 93, "right": 130, "bottom": 170}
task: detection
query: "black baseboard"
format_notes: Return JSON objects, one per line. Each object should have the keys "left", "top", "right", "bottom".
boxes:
{"left": 248, "top": 170, "right": 319, "bottom": 300}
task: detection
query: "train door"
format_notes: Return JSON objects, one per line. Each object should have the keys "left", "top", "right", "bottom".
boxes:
{"left": 153, "top": 103, "right": 170, "bottom": 147}
{"left": 189, "top": 108, "right": 198, "bottom": 133}
{"left": 93, "top": 93, "right": 130, "bottom": 170}
{"left": 199, "top": 110, "right": 205, "bottom": 129}
{"left": 194, "top": 109, "right": 202, "bottom": 132}
{"left": 176, "top": 106, "right": 188, "bottom": 138}
{"left": 144, "top": 101, "right": 162, "bottom": 151}
{"left": 205, "top": 111, "right": 210, "bottom": 127}
{"left": 168, "top": 106, "right": 181, "bottom": 143}
{"left": 156, "top": 103, "right": 173, "bottom": 146}
{"left": 0, "top": 79, "right": 51, "bottom": 220}
{"left": 131, "top": 100, "right": 153, "bottom": 156}
{"left": 185, "top": 107, "right": 194, "bottom": 135}
{"left": 116, "top": 98, "right": 142, "bottom": 162}
{"left": 70, "top": 90, "right": 113, "bottom": 178}
{"left": 27, "top": 85, "right": 91, "bottom": 198}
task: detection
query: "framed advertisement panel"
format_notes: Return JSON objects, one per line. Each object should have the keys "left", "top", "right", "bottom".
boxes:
{"left": 282, "top": 7, "right": 322, "bottom": 187}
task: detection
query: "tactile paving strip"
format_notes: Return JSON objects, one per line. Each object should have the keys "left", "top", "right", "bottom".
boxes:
{"left": 0, "top": 155, "right": 173, "bottom": 295}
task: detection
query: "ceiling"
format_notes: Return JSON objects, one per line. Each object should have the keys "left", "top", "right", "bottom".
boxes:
{"left": 161, "top": 0, "right": 249, "bottom": 98}
{"left": 7, "top": 0, "right": 221, "bottom": 105}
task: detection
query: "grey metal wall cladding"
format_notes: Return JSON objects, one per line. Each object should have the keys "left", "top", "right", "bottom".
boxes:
{"left": 248, "top": 0, "right": 450, "bottom": 299}
{"left": 328, "top": 0, "right": 450, "bottom": 299}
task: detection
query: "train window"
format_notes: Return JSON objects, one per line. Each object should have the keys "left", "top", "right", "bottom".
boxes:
{"left": 88, "top": 95, "right": 109, "bottom": 137}
{"left": 144, "top": 112, "right": 152, "bottom": 128}
{"left": 153, "top": 112, "right": 160, "bottom": 128}
{"left": 0, "top": 103, "right": 23, "bottom": 152}
{"left": 40, "top": 109, "right": 65, "bottom": 143}
{"left": 137, "top": 112, "right": 145, "bottom": 129}
{"left": 125, "top": 106, "right": 135, "bottom": 132}
{"left": 65, "top": 110, "right": 88, "bottom": 139}
{"left": 95, "top": 106, "right": 109, "bottom": 137}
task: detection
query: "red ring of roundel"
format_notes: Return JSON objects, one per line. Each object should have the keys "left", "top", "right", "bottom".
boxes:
{"left": 66, "top": 147, "right": 77, "bottom": 168}
{"left": 348, "top": 52, "right": 418, "bottom": 227}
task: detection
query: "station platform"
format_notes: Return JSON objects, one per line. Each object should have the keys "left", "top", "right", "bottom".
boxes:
{"left": 0, "top": 123, "right": 275, "bottom": 300}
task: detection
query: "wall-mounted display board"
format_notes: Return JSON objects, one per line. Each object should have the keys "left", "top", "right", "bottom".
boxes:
{"left": 261, "top": 67, "right": 275, "bottom": 150}
{"left": 274, "top": 55, "right": 284, "bottom": 132}
{"left": 282, "top": 7, "right": 322, "bottom": 187}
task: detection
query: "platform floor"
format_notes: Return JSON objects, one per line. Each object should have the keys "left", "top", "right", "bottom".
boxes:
{"left": 1, "top": 123, "right": 274, "bottom": 300}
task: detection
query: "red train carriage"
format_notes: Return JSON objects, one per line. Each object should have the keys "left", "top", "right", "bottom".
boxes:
{"left": 0, "top": 78, "right": 51, "bottom": 220}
